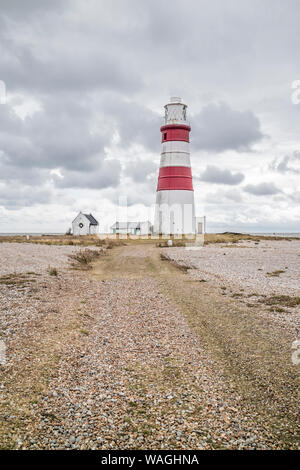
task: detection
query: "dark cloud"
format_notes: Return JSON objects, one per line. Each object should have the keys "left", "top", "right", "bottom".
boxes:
{"left": 0, "top": 2, "right": 141, "bottom": 96}
{"left": 243, "top": 182, "right": 281, "bottom": 196}
{"left": 99, "top": 96, "right": 161, "bottom": 152}
{"left": 0, "top": 97, "right": 109, "bottom": 179}
{"left": 0, "top": 183, "right": 52, "bottom": 209}
{"left": 53, "top": 159, "right": 121, "bottom": 189}
{"left": 199, "top": 165, "right": 244, "bottom": 185}
{"left": 191, "top": 103, "right": 263, "bottom": 152}
{"left": 0, "top": 161, "right": 47, "bottom": 185}
{"left": 0, "top": 0, "right": 65, "bottom": 18}
{"left": 1, "top": 45, "right": 141, "bottom": 95}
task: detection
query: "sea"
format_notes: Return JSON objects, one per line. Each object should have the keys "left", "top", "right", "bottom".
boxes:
{"left": 246, "top": 232, "right": 300, "bottom": 238}
{"left": 0, "top": 232, "right": 300, "bottom": 238}
{"left": 0, "top": 233, "right": 64, "bottom": 236}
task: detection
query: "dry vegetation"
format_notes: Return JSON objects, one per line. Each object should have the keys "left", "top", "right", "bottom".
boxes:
{"left": 203, "top": 232, "right": 298, "bottom": 244}
{"left": 68, "top": 248, "right": 105, "bottom": 270}
{"left": 0, "top": 234, "right": 120, "bottom": 247}
{"left": 156, "top": 240, "right": 186, "bottom": 247}
{"left": 0, "top": 232, "right": 297, "bottom": 248}
{"left": 160, "top": 252, "right": 196, "bottom": 272}
{"left": 67, "top": 240, "right": 127, "bottom": 269}
{"left": 48, "top": 267, "right": 58, "bottom": 276}
{"left": 0, "top": 272, "right": 39, "bottom": 288}
{"left": 259, "top": 295, "right": 300, "bottom": 309}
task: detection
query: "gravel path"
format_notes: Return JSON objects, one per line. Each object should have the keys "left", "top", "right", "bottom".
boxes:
{"left": 0, "top": 242, "right": 298, "bottom": 449}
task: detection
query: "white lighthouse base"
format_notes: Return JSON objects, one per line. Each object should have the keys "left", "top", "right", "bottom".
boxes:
{"left": 154, "top": 190, "right": 196, "bottom": 235}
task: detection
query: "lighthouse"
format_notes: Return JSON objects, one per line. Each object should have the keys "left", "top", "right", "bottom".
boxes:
{"left": 154, "top": 97, "right": 196, "bottom": 235}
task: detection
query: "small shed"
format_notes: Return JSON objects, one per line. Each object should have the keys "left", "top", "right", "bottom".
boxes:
{"left": 72, "top": 212, "right": 99, "bottom": 236}
{"left": 111, "top": 221, "right": 152, "bottom": 235}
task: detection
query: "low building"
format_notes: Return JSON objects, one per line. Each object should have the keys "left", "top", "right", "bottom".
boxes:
{"left": 111, "top": 221, "right": 152, "bottom": 235}
{"left": 72, "top": 212, "right": 99, "bottom": 236}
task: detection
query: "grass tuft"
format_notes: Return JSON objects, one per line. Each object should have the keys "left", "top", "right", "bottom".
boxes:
{"left": 48, "top": 267, "right": 58, "bottom": 276}
{"left": 266, "top": 270, "right": 285, "bottom": 277}
{"left": 259, "top": 295, "right": 300, "bottom": 308}
{"left": 0, "top": 272, "right": 37, "bottom": 288}
{"left": 68, "top": 249, "right": 104, "bottom": 270}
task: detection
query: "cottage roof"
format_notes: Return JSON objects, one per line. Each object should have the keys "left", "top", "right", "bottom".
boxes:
{"left": 84, "top": 214, "right": 98, "bottom": 225}
{"left": 72, "top": 212, "right": 99, "bottom": 225}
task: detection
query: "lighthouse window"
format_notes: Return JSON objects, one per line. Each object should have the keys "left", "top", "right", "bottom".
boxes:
{"left": 164, "top": 133, "right": 167, "bottom": 140}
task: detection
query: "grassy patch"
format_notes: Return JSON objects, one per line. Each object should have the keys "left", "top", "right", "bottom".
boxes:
{"left": 79, "top": 328, "right": 90, "bottom": 336}
{"left": 68, "top": 249, "right": 104, "bottom": 269}
{"left": 266, "top": 270, "right": 285, "bottom": 277}
{"left": 204, "top": 232, "right": 298, "bottom": 245}
{"left": 156, "top": 240, "right": 186, "bottom": 247}
{"left": 160, "top": 253, "right": 195, "bottom": 272}
{"left": 0, "top": 272, "right": 37, "bottom": 288}
{"left": 48, "top": 266, "right": 58, "bottom": 276}
{"left": 0, "top": 234, "right": 128, "bottom": 247}
{"left": 259, "top": 295, "right": 300, "bottom": 308}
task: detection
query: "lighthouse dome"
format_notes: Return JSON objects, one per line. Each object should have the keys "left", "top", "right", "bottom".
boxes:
{"left": 164, "top": 97, "right": 187, "bottom": 124}
{"left": 170, "top": 96, "right": 182, "bottom": 103}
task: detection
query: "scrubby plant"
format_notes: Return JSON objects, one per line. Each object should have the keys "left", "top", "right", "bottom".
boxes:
{"left": 68, "top": 249, "right": 104, "bottom": 269}
{"left": 48, "top": 267, "right": 58, "bottom": 276}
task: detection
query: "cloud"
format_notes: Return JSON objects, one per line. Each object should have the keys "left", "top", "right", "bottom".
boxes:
{"left": 124, "top": 159, "right": 157, "bottom": 183}
{"left": 199, "top": 165, "right": 244, "bottom": 185}
{"left": 53, "top": 159, "right": 121, "bottom": 189}
{"left": 0, "top": 96, "right": 110, "bottom": 179}
{"left": 205, "top": 188, "right": 243, "bottom": 203}
{"left": 269, "top": 152, "right": 300, "bottom": 174}
{"left": 99, "top": 96, "right": 161, "bottom": 152}
{"left": 0, "top": 0, "right": 65, "bottom": 18}
{"left": 290, "top": 191, "right": 300, "bottom": 203}
{"left": 0, "top": 183, "right": 52, "bottom": 209}
{"left": 243, "top": 182, "right": 281, "bottom": 196}
{"left": 192, "top": 102, "right": 263, "bottom": 152}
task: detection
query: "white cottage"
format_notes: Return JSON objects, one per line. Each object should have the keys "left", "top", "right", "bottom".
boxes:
{"left": 72, "top": 212, "right": 99, "bottom": 236}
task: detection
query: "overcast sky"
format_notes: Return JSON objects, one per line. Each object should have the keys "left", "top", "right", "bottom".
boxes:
{"left": 0, "top": 0, "right": 299, "bottom": 233}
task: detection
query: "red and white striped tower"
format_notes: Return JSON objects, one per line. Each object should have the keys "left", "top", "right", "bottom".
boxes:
{"left": 154, "top": 97, "right": 196, "bottom": 235}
